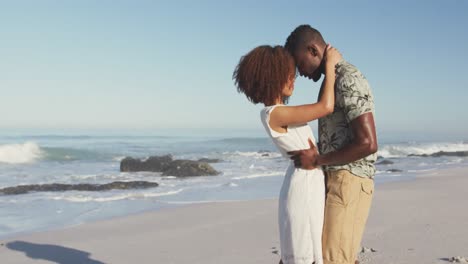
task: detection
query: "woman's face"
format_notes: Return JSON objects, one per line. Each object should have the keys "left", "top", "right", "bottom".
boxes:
{"left": 282, "top": 75, "right": 296, "bottom": 98}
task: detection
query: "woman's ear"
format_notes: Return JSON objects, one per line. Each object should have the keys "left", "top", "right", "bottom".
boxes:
{"left": 289, "top": 78, "right": 295, "bottom": 91}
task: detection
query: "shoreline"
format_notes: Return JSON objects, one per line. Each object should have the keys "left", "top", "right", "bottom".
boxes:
{"left": 0, "top": 167, "right": 420, "bottom": 241}
{"left": 1, "top": 166, "right": 468, "bottom": 263}
{"left": 1, "top": 137, "right": 467, "bottom": 243}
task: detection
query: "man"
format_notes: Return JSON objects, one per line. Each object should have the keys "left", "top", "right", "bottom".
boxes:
{"left": 285, "top": 25, "right": 378, "bottom": 264}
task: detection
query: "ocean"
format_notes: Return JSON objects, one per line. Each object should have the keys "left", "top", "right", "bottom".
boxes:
{"left": 1, "top": 132, "right": 467, "bottom": 239}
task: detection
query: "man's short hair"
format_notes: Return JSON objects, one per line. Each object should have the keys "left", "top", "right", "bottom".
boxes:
{"left": 285, "top": 25, "right": 326, "bottom": 55}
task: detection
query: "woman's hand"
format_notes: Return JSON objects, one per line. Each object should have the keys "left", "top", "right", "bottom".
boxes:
{"left": 324, "top": 44, "right": 342, "bottom": 75}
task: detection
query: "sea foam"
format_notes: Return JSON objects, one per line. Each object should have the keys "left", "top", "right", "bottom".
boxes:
{"left": 0, "top": 142, "right": 43, "bottom": 164}
{"left": 378, "top": 142, "right": 468, "bottom": 158}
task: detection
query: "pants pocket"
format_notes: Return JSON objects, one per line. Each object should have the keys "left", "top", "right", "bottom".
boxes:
{"left": 361, "top": 179, "right": 374, "bottom": 196}
{"left": 351, "top": 179, "right": 374, "bottom": 257}
{"left": 326, "top": 170, "right": 351, "bottom": 206}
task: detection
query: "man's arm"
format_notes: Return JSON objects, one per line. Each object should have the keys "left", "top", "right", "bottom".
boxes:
{"left": 288, "top": 67, "right": 377, "bottom": 169}
{"left": 288, "top": 112, "right": 377, "bottom": 168}
{"left": 316, "top": 112, "right": 377, "bottom": 166}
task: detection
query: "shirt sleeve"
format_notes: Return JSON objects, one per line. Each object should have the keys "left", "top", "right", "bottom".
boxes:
{"left": 338, "top": 73, "right": 374, "bottom": 123}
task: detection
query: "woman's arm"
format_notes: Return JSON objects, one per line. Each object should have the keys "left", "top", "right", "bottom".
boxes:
{"left": 270, "top": 45, "right": 341, "bottom": 128}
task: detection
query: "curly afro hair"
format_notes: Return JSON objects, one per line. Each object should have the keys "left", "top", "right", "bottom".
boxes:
{"left": 233, "top": 45, "right": 295, "bottom": 106}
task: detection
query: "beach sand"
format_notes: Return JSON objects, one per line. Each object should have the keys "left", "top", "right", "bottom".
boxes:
{"left": 1, "top": 167, "right": 467, "bottom": 264}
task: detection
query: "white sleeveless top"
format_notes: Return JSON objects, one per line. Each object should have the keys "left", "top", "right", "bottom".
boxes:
{"left": 260, "top": 105, "right": 317, "bottom": 158}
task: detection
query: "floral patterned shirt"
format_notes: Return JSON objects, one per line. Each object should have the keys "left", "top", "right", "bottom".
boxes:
{"left": 318, "top": 60, "right": 377, "bottom": 178}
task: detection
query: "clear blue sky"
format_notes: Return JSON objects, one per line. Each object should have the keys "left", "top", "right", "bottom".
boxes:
{"left": 1, "top": 1, "right": 467, "bottom": 140}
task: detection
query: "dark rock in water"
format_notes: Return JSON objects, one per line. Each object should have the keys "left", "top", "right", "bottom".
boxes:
{"left": 376, "top": 160, "right": 394, "bottom": 165}
{"left": 430, "top": 151, "right": 468, "bottom": 157}
{"left": 408, "top": 153, "right": 429, "bottom": 157}
{"left": 197, "top": 158, "right": 222, "bottom": 163}
{"left": 387, "top": 169, "right": 403, "bottom": 173}
{"left": 408, "top": 151, "right": 468, "bottom": 158}
{"left": 145, "top": 155, "right": 174, "bottom": 169}
{"left": 120, "top": 155, "right": 220, "bottom": 177}
{"left": 162, "top": 160, "right": 220, "bottom": 177}
{"left": 0, "top": 181, "right": 159, "bottom": 195}
{"left": 120, "top": 157, "right": 140, "bottom": 171}
{"left": 120, "top": 155, "right": 173, "bottom": 172}
{"left": 261, "top": 153, "right": 270, "bottom": 157}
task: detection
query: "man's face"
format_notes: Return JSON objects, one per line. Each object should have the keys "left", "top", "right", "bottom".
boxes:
{"left": 293, "top": 46, "right": 323, "bottom": 82}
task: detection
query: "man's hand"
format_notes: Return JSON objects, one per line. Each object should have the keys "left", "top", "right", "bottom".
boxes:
{"left": 287, "top": 138, "right": 319, "bottom": 170}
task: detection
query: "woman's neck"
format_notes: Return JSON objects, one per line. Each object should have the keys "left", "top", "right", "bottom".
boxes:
{"left": 264, "top": 97, "right": 284, "bottom": 107}
{"left": 273, "top": 97, "right": 284, "bottom": 105}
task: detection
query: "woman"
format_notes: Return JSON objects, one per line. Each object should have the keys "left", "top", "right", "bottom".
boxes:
{"left": 233, "top": 44, "right": 341, "bottom": 264}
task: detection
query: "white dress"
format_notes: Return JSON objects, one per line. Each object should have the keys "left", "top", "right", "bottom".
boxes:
{"left": 261, "top": 105, "right": 325, "bottom": 264}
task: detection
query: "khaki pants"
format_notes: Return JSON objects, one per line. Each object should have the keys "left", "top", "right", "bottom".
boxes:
{"left": 322, "top": 170, "right": 374, "bottom": 264}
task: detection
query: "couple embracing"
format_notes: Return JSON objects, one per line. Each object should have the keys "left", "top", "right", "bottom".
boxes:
{"left": 233, "top": 25, "right": 378, "bottom": 264}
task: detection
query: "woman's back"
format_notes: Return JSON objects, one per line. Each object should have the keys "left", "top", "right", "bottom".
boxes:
{"left": 260, "top": 105, "right": 317, "bottom": 159}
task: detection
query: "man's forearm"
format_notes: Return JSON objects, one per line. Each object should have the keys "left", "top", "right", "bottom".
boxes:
{"left": 316, "top": 140, "right": 377, "bottom": 166}
{"left": 317, "top": 112, "right": 378, "bottom": 167}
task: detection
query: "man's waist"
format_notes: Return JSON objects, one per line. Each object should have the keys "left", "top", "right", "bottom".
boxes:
{"left": 323, "top": 164, "right": 375, "bottom": 179}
